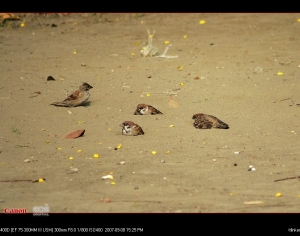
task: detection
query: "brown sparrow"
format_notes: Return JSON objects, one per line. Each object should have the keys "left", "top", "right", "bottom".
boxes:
{"left": 134, "top": 104, "right": 163, "bottom": 115}
{"left": 120, "top": 121, "right": 144, "bottom": 136}
{"left": 192, "top": 113, "right": 229, "bottom": 129}
{"left": 51, "top": 82, "right": 93, "bottom": 107}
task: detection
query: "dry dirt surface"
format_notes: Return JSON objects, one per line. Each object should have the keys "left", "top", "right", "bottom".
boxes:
{"left": 1, "top": 13, "right": 300, "bottom": 213}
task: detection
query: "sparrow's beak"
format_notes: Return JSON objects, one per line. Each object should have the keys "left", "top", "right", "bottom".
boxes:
{"left": 119, "top": 123, "right": 124, "bottom": 127}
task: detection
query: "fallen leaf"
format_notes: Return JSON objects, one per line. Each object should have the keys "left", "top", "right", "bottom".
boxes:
{"left": 0, "top": 13, "right": 20, "bottom": 23}
{"left": 244, "top": 201, "right": 264, "bottom": 205}
{"left": 0, "top": 13, "right": 11, "bottom": 20}
{"left": 32, "top": 178, "right": 46, "bottom": 183}
{"left": 102, "top": 198, "right": 111, "bottom": 203}
{"left": 65, "top": 129, "right": 85, "bottom": 139}
{"left": 168, "top": 95, "right": 179, "bottom": 108}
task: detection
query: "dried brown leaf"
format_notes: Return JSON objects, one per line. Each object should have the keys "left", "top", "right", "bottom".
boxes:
{"left": 0, "top": 13, "right": 20, "bottom": 23}
{"left": 244, "top": 201, "right": 264, "bottom": 205}
{"left": 65, "top": 129, "right": 85, "bottom": 139}
{"left": 168, "top": 96, "right": 179, "bottom": 108}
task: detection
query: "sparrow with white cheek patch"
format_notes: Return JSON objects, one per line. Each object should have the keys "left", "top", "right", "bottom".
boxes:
{"left": 51, "top": 83, "right": 93, "bottom": 107}
{"left": 120, "top": 121, "right": 144, "bottom": 136}
{"left": 134, "top": 103, "right": 163, "bottom": 115}
{"left": 192, "top": 113, "right": 229, "bottom": 129}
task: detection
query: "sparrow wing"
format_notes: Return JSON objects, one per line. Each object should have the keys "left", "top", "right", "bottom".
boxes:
{"left": 63, "top": 90, "right": 81, "bottom": 102}
{"left": 204, "top": 114, "right": 229, "bottom": 129}
{"left": 149, "top": 105, "right": 163, "bottom": 115}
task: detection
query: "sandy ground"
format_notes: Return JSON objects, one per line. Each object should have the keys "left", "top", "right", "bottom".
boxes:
{"left": 0, "top": 13, "right": 300, "bottom": 213}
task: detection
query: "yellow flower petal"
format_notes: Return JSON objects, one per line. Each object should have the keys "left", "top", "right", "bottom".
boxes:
{"left": 117, "top": 144, "right": 122, "bottom": 149}
{"left": 151, "top": 151, "right": 157, "bottom": 155}
{"left": 164, "top": 40, "right": 170, "bottom": 45}
{"left": 180, "top": 83, "right": 185, "bottom": 86}
{"left": 298, "top": 18, "right": 300, "bottom": 22}
{"left": 69, "top": 157, "right": 73, "bottom": 160}
{"left": 20, "top": 22, "right": 25, "bottom": 27}
{"left": 45, "top": 140, "right": 50, "bottom": 143}
{"left": 73, "top": 51, "right": 77, "bottom": 54}
{"left": 166, "top": 151, "right": 170, "bottom": 154}
{"left": 146, "top": 93, "right": 151, "bottom": 97}
{"left": 131, "top": 52, "right": 136, "bottom": 56}
{"left": 177, "top": 66, "right": 184, "bottom": 71}
{"left": 183, "top": 35, "right": 188, "bottom": 39}
{"left": 57, "top": 147, "right": 62, "bottom": 150}
{"left": 169, "top": 125, "right": 175, "bottom": 127}
{"left": 77, "top": 149, "right": 82, "bottom": 153}
{"left": 38, "top": 178, "right": 44, "bottom": 183}
{"left": 277, "top": 72, "right": 283, "bottom": 75}
{"left": 199, "top": 20, "right": 206, "bottom": 25}
{"left": 94, "top": 154, "right": 99, "bottom": 158}
{"left": 276, "top": 192, "right": 282, "bottom": 197}
{"left": 111, "top": 182, "right": 116, "bottom": 185}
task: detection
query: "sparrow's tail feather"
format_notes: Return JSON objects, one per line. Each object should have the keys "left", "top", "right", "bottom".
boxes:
{"left": 51, "top": 102, "right": 68, "bottom": 107}
{"left": 216, "top": 120, "right": 229, "bottom": 129}
{"left": 154, "top": 110, "right": 163, "bottom": 115}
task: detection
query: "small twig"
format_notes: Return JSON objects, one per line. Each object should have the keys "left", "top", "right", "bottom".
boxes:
{"left": 1, "top": 178, "right": 45, "bottom": 183}
{"left": 274, "top": 176, "right": 300, "bottom": 182}
{"left": 141, "top": 29, "right": 178, "bottom": 58}
{"left": 1, "top": 179, "right": 33, "bottom": 183}
{"left": 280, "top": 98, "right": 291, "bottom": 102}
{"left": 274, "top": 97, "right": 300, "bottom": 106}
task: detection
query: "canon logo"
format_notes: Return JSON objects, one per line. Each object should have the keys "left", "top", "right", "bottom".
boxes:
{"left": 3, "top": 208, "right": 27, "bottom": 214}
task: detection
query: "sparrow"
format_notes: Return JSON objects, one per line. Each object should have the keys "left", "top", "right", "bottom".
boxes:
{"left": 192, "top": 113, "right": 229, "bottom": 129}
{"left": 51, "top": 82, "right": 93, "bottom": 107}
{"left": 120, "top": 121, "right": 144, "bottom": 136}
{"left": 134, "top": 104, "right": 163, "bottom": 115}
